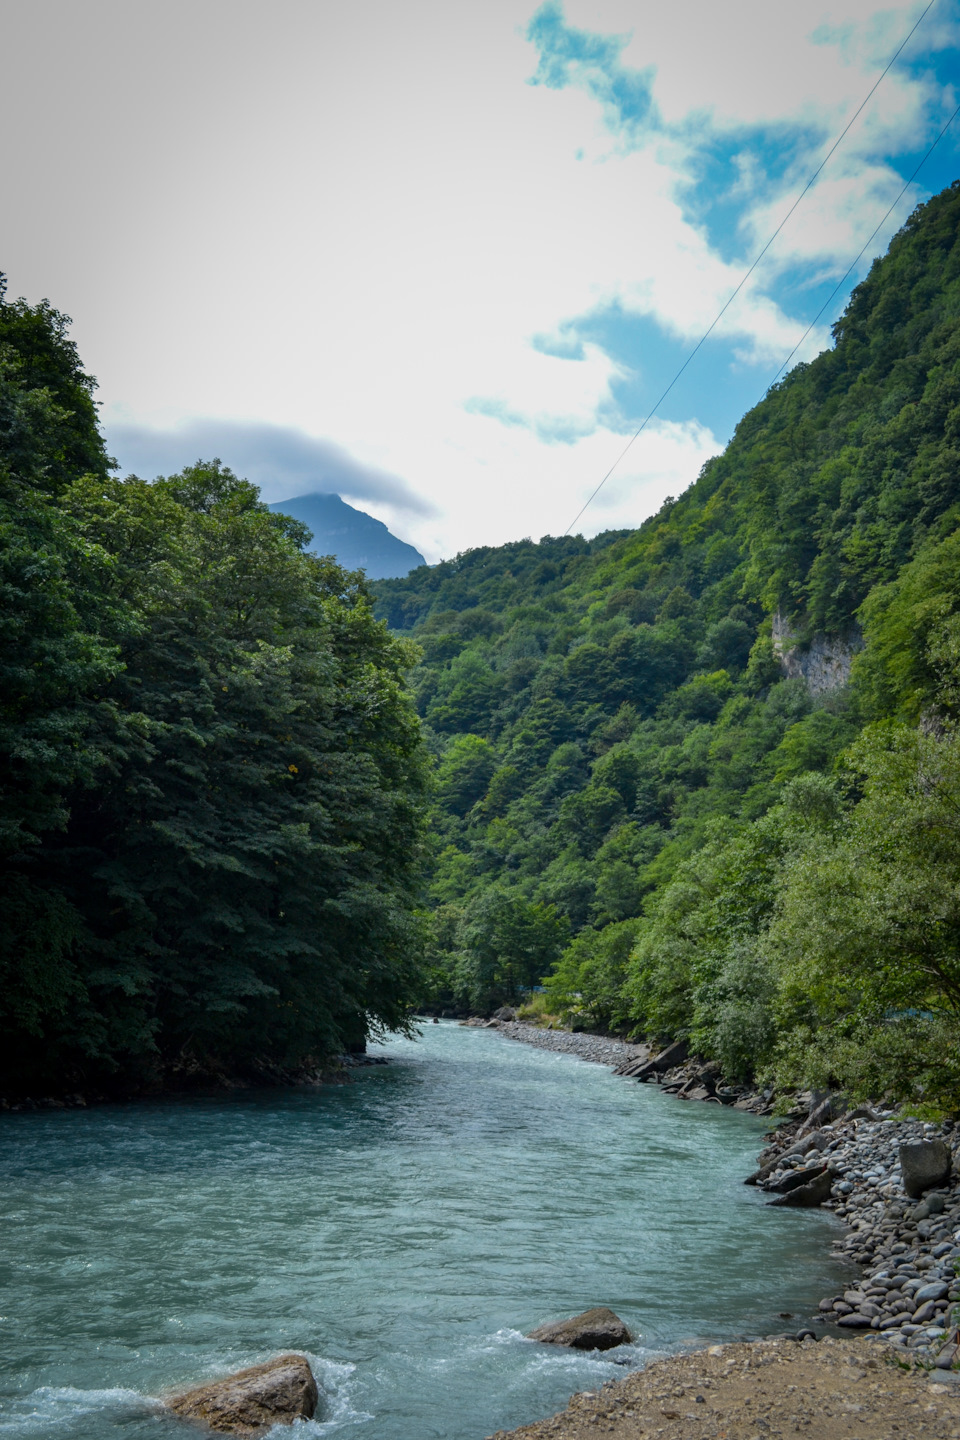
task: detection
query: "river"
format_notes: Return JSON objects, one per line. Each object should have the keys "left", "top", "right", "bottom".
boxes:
{"left": 0, "top": 1021, "right": 848, "bottom": 1439}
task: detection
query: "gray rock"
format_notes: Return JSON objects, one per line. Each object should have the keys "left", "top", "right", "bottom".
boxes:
{"left": 765, "top": 1166, "right": 830, "bottom": 1196}
{"left": 837, "top": 1313, "right": 873, "bottom": 1328}
{"left": 651, "top": 1040, "right": 688, "bottom": 1072}
{"left": 900, "top": 1140, "right": 951, "bottom": 1198}
{"left": 166, "top": 1354, "right": 318, "bottom": 1436}
{"left": 913, "top": 1301, "right": 941, "bottom": 1325}
{"left": 526, "top": 1307, "right": 631, "bottom": 1351}
{"left": 768, "top": 1167, "right": 833, "bottom": 1208}
{"left": 915, "top": 1281, "right": 950, "bottom": 1304}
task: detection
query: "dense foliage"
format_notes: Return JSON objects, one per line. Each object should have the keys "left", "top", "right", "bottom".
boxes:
{"left": 0, "top": 279, "right": 428, "bottom": 1095}
{"left": 375, "top": 181, "right": 960, "bottom": 1110}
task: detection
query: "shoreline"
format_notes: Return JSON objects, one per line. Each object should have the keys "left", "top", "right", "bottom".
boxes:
{"left": 490, "top": 1021, "right": 960, "bottom": 1330}
{"left": 482, "top": 1017, "right": 775, "bottom": 1113}
{"left": 0, "top": 1052, "right": 388, "bottom": 1112}
{"left": 487, "top": 1335, "right": 960, "bottom": 1440}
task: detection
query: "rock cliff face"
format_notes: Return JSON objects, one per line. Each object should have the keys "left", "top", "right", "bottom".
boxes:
{"left": 771, "top": 611, "right": 862, "bottom": 696}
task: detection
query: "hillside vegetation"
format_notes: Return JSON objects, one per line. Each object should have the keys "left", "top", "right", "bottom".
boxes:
{"left": 373, "top": 180, "right": 960, "bottom": 1111}
{"left": 0, "top": 281, "right": 428, "bottom": 1096}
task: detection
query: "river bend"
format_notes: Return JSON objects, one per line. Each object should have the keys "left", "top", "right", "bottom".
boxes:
{"left": 0, "top": 1021, "right": 847, "bottom": 1439}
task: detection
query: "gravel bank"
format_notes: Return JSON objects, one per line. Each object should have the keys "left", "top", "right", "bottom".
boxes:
{"left": 488, "top": 1021, "right": 648, "bottom": 1068}
{"left": 754, "top": 1113, "right": 960, "bottom": 1364}
{"left": 488, "top": 1336, "right": 960, "bottom": 1440}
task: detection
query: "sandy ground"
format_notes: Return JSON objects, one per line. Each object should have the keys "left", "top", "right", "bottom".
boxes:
{"left": 487, "top": 1337, "right": 960, "bottom": 1440}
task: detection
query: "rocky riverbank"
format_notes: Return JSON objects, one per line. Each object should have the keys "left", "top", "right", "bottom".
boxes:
{"left": 483, "top": 1018, "right": 773, "bottom": 1113}
{"left": 755, "top": 1109, "right": 960, "bottom": 1365}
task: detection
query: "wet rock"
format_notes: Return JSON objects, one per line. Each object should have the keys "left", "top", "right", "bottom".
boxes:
{"left": 767, "top": 1167, "right": 833, "bottom": 1208}
{"left": 764, "top": 1165, "right": 830, "bottom": 1196}
{"left": 166, "top": 1355, "right": 318, "bottom": 1436}
{"left": 900, "top": 1139, "right": 951, "bottom": 1198}
{"left": 527, "top": 1307, "right": 632, "bottom": 1351}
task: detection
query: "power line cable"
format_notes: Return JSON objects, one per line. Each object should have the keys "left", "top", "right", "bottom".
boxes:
{"left": 564, "top": 0, "right": 938, "bottom": 536}
{"left": 764, "top": 100, "right": 960, "bottom": 391}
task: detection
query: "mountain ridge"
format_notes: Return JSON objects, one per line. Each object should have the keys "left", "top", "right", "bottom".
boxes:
{"left": 268, "top": 491, "right": 425, "bottom": 579}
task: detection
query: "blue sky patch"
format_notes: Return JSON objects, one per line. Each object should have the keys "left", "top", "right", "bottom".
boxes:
{"left": 519, "top": 1, "right": 960, "bottom": 451}
{"left": 526, "top": 1, "right": 658, "bottom": 142}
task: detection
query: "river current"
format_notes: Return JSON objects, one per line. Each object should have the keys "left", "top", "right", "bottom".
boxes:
{"left": 0, "top": 1021, "right": 848, "bottom": 1439}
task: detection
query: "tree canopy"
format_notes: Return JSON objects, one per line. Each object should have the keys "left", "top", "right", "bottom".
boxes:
{"left": 1, "top": 283, "right": 428, "bottom": 1095}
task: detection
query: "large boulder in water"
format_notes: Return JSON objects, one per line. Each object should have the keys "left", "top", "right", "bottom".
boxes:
{"left": 166, "top": 1354, "right": 318, "bottom": 1435}
{"left": 900, "top": 1139, "right": 951, "bottom": 1198}
{"left": 527, "top": 1307, "right": 631, "bottom": 1350}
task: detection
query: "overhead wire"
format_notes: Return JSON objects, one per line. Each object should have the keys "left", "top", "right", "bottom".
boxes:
{"left": 563, "top": 0, "right": 940, "bottom": 536}
{"left": 764, "top": 100, "right": 960, "bottom": 391}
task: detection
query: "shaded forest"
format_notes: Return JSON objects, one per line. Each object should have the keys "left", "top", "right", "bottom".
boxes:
{"left": 0, "top": 281, "right": 428, "bottom": 1095}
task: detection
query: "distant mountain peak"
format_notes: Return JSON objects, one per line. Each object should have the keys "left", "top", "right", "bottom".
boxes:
{"left": 269, "top": 492, "right": 425, "bottom": 580}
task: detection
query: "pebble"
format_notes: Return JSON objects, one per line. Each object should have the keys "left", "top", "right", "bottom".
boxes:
{"left": 759, "top": 1110, "right": 960, "bottom": 1363}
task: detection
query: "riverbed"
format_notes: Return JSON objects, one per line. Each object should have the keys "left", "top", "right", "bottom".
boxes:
{"left": 0, "top": 1021, "right": 849, "bottom": 1439}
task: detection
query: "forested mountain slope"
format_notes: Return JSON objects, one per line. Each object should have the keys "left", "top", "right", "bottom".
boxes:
{"left": 374, "top": 180, "right": 960, "bottom": 1110}
{"left": 0, "top": 282, "right": 428, "bottom": 1096}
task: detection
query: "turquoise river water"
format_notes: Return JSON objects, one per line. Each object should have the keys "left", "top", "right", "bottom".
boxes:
{"left": 0, "top": 1021, "right": 849, "bottom": 1440}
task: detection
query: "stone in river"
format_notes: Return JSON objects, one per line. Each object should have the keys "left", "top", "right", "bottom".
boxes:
{"left": 837, "top": 1313, "right": 873, "bottom": 1328}
{"left": 166, "top": 1354, "right": 318, "bottom": 1435}
{"left": 527, "top": 1307, "right": 632, "bottom": 1350}
{"left": 900, "top": 1140, "right": 951, "bottom": 1198}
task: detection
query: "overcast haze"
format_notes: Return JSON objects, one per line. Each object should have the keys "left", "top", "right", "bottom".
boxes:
{"left": 3, "top": 0, "right": 958, "bottom": 560}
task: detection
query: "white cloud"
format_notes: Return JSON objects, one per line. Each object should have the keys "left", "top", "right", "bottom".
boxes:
{"left": 2, "top": 0, "right": 953, "bottom": 561}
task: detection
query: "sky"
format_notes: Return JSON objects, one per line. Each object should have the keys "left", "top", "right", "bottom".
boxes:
{"left": 3, "top": 0, "right": 959, "bottom": 562}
